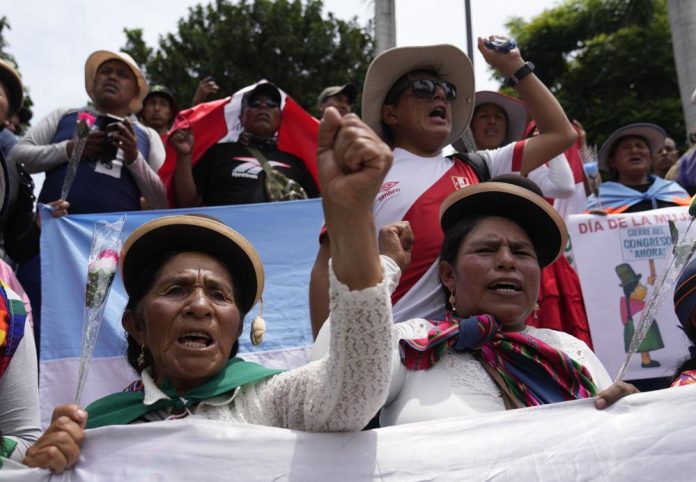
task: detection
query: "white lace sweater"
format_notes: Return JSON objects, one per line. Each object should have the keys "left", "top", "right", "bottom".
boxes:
{"left": 311, "top": 257, "right": 613, "bottom": 427}
{"left": 380, "top": 261, "right": 612, "bottom": 426}
{"left": 137, "top": 260, "right": 393, "bottom": 432}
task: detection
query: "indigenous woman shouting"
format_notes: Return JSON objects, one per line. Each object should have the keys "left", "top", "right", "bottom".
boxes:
{"left": 23, "top": 108, "right": 395, "bottom": 473}
{"left": 313, "top": 175, "right": 638, "bottom": 425}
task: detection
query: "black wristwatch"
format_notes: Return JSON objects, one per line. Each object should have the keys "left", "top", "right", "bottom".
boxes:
{"left": 505, "top": 61, "right": 535, "bottom": 87}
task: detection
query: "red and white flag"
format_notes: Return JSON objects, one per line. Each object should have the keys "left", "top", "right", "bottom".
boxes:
{"left": 158, "top": 81, "right": 320, "bottom": 206}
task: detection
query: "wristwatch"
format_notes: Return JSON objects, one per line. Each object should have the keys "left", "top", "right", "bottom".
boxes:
{"left": 505, "top": 62, "right": 535, "bottom": 87}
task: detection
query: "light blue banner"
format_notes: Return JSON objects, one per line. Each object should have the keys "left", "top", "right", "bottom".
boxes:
{"left": 39, "top": 199, "right": 324, "bottom": 361}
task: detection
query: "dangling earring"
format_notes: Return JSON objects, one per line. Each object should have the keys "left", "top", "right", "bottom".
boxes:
{"left": 449, "top": 292, "right": 457, "bottom": 313}
{"left": 533, "top": 303, "right": 540, "bottom": 321}
{"left": 137, "top": 345, "right": 146, "bottom": 369}
{"left": 250, "top": 297, "right": 266, "bottom": 346}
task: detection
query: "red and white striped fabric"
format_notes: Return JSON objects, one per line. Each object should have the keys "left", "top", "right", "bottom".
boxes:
{"left": 374, "top": 145, "right": 516, "bottom": 322}
{"left": 158, "top": 82, "right": 320, "bottom": 206}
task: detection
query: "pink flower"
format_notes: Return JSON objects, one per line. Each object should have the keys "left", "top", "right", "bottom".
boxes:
{"left": 77, "top": 112, "right": 96, "bottom": 126}
{"left": 98, "top": 249, "right": 119, "bottom": 261}
{"left": 88, "top": 249, "right": 119, "bottom": 274}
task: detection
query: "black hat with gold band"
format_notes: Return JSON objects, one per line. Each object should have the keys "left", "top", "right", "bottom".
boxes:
{"left": 120, "top": 215, "right": 264, "bottom": 315}
{"left": 439, "top": 174, "right": 567, "bottom": 268}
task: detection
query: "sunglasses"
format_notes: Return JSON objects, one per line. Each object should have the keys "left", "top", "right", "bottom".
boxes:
{"left": 395, "top": 79, "right": 457, "bottom": 102}
{"left": 247, "top": 97, "right": 280, "bottom": 109}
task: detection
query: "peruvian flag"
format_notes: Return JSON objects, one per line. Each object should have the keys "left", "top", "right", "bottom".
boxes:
{"left": 158, "top": 81, "right": 320, "bottom": 206}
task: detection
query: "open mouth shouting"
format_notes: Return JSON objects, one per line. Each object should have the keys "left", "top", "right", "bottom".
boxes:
{"left": 430, "top": 106, "right": 447, "bottom": 119}
{"left": 488, "top": 279, "right": 522, "bottom": 295}
{"left": 178, "top": 331, "right": 215, "bottom": 350}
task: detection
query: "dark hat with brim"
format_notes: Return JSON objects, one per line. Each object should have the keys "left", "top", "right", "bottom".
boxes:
{"left": 598, "top": 123, "right": 666, "bottom": 173}
{"left": 615, "top": 263, "right": 641, "bottom": 289}
{"left": 242, "top": 82, "right": 282, "bottom": 107}
{"left": 674, "top": 257, "right": 696, "bottom": 327}
{"left": 317, "top": 83, "right": 357, "bottom": 108}
{"left": 439, "top": 175, "right": 567, "bottom": 268}
{"left": 120, "top": 215, "right": 264, "bottom": 313}
{"left": 0, "top": 59, "right": 23, "bottom": 117}
{"left": 143, "top": 84, "right": 178, "bottom": 114}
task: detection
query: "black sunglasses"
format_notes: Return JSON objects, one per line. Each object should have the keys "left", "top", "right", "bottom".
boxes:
{"left": 247, "top": 97, "right": 280, "bottom": 109}
{"left": 397, "top": 79, "right": 457, "bottom": 102}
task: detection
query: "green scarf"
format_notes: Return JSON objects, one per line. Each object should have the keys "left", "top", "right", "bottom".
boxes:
{"left": 86, "top": 358, "right": 283, "bottom": 429}
{"left": 0, "top": 436, "right": 17, "bottom": 468}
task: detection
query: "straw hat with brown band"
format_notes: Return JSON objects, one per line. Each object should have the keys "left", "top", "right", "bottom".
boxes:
{"left": 361, "top": 44, "right": 475, "bottom": 150}
{"left": 120, "top": 215, "right": 267, "bottom": 344}
{"left": 439, "top": 174, "right": 568, "bottom": 268}
{"left": 84, "top": 50, "right": 149, "bottom": 114}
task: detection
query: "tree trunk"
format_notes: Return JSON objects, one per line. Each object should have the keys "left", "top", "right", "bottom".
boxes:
{"left": 374, "top": 0, "right": 396, "bottom": 55}
{"left": 668, "top": 0, "right": 696, "bottom": 139}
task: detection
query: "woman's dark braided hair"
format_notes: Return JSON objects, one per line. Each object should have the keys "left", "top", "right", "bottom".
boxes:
{"left": 124, "top": 250, "right": 247, "bottom": 373}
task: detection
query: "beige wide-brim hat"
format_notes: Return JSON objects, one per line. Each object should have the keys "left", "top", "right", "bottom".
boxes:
{"left": 474, "top": 91, "right": 528, "bottom": 145}
{"left": 362, "top": 44, "right": 475, "bottom": 149}
{"left": 598, "top": 123, "right": 666, "bottom": 173}
{"left": 0, "top": 59, "right": 23, "bottom": 117}
{"left": 85, "top": 50, "right": 149, "bottom": 114}
{"left": 120, "top": 215, "right": 265, "bottom": 314}
{"left": 440, "top": 175, "right": 567, "bottom": 268}
{"left": 452, "top": 90, "right": 527, "bottom": 152}
{"left": 317, "top": 83, "right": 357, "bottom": 108}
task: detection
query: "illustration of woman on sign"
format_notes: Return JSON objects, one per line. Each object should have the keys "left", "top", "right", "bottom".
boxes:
{"left": 615, "top": 262, "right": 664, "bottom": 368}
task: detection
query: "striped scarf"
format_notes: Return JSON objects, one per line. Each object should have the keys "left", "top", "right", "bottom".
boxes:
{"left": 0, "top": 280, "right": 27, "bottom": 380}
{"left": 399, "top": 313, "right": 598, "bottom": 407}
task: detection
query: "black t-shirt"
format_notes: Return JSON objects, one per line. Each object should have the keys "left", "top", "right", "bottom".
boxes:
{"left": 193, "top": 142, "right": 319, "bottom": 205}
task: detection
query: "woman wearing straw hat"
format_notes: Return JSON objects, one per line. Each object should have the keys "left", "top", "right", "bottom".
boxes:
{"left": 586, "top": 123, "right": 690, "bottom": 213}
{"left": 468, "top": 93, "right": 592, "bottom": 347}
{"left": 23, "top": 108, "right": 396, "bottom": 473}
{"left": 466, "top": 90, "right": 574, "bottom": 200}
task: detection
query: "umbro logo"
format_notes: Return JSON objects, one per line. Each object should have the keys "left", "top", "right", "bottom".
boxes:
{"left": 378, "top": 181, "right": 401, "bottom": 201}
{"left": 380, "top": 181, "right": 400, "bottom": 192}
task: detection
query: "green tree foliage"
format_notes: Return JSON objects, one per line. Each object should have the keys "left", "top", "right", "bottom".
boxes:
{"left": 504, "top": 0, "right": 681, "bottom": 148}
{"left": 0, "top": 16, "right": 17, "bottom": 66}
{"left": 122, "top": 0, "right": 374, "bottom": 116}
{"left": 122, "top": 28, "right": 154, "bottom": 75}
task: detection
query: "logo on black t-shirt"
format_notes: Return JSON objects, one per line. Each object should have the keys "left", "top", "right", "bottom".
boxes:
{"left": 230, "top": 156, "right": 291, "bottom": 179}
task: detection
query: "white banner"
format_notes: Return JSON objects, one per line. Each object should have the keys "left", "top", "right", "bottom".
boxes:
{"left": 3, "top": 385, "right": 694, "bottom": 481}
{"left": 569, "top": 206, "right": 693, "bottom": 381}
